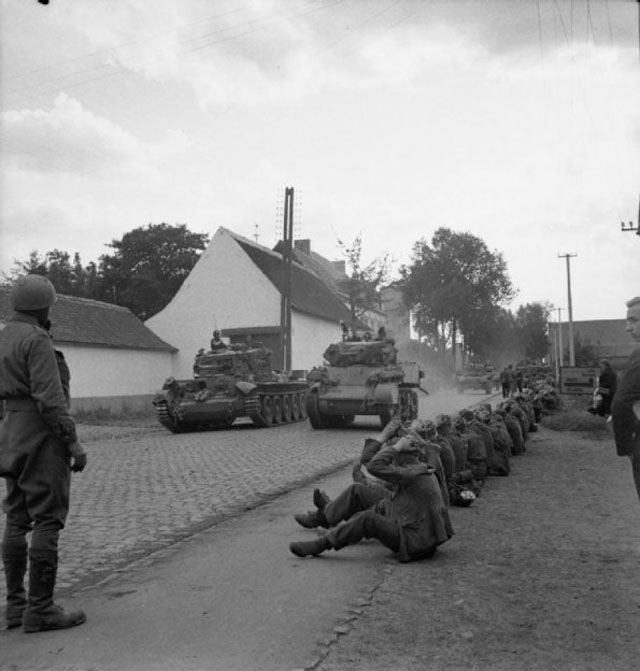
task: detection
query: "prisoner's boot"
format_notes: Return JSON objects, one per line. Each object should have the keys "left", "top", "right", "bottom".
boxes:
{"left": 289, "top": 536, "right": 331, "bottom": 558}
{"left": 294, "top": 509, "right": 329, "bottom": 529}
{"left": 22, "top": 552, "right": 86, "bottom": 633}
{"left": 2, "top": 548, "right": 27, "bottom": 629}
{"left": 313, "top": 488, "right": 331, "bottom": 511}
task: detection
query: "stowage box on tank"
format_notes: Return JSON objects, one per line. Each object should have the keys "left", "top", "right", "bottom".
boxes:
{"left": 153, "top": 343, "right": 308, "bottom": 433}
{"left": 305, "top": 339, "right": 424, "bottom": 429}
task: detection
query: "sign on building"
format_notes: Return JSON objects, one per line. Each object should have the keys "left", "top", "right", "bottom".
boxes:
{"left": 559, "top": 367, "right": 598, "bottom": 395}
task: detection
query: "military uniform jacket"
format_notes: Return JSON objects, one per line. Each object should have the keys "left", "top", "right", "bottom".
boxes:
{"left": 611, "top": 348, "right": 640, "bottom": 457}
{"left": 0, "top": 313, "right": 77, "bottom": 446}
{"left": 367, "top": 446, "right": 453, "bottom": 562}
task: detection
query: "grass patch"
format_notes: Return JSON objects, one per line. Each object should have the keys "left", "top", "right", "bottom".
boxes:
{"left": 540, "top": 396, "right": 611, "bottom": 436}
{"left": 73, "top": 406, "right": 157, "bottom": 428}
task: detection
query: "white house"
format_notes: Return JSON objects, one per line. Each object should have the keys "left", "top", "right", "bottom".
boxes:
{"left": 145, "top": 227, "right": 367, "bottom": 378}
{"left": 0, "top": 288, "right": 176, "bottom": 413}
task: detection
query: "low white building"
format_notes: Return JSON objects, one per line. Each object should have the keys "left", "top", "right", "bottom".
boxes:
{"left": 0, "top": 288, "right": 176, "bottom": 413}
{"left": 146, "top": 227, "right": 366, "bottom": 379}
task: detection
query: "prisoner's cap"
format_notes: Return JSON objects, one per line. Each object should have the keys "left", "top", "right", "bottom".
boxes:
{"left": 434, "top": 414, "right": 451, "bottom": 428}
{"left": 452, "top": 415, "right": 467, "bottom": 431}
{"left": 460, "top": 408, "right": 475, "bottom": 421}
{"left": 422, "top": 420, "right": 437, "bottom": 437}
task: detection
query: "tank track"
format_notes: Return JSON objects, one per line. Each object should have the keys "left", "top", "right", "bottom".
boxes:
{"left": 245, "top": 390, "right": 308, "bottom": 428}
{"left": 153, "top": 399, "right": 187, "bottom": 433}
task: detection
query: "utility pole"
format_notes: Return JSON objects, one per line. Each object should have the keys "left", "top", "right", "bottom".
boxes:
{"left": 620, "top": 193, "right": 640, "bottom": 236}
{"left": 556, "top": 307, "right": 564, "bottom": 369}
{"left": 280, "top": 187, "right": 294, "bottom": 372}
{"left": 558, "top": 254, "right": 576, "bottom": 366}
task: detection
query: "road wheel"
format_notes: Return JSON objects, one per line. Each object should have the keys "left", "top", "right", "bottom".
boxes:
{"left": 261, "top": 396, "right": 274, "bottom": 425}
{"left": 282, "top": 395, "right": 292, "bottom": 423}
{"left": 306, "top": 391, "right": 326, "bottom": 429}
{"left": 298, "top": 392, "right": 308, "bottom": 419}
{"left": 272, "top": 396, "right": 283, "bottom": 424}
{"left": 290, "top": 394, "right": 301, "bottom": 421}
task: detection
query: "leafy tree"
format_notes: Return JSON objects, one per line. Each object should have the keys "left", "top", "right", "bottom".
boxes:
{"left": 335, "top": 234, "right": 392, "bottom": 322}
{"left": 98, "top": 223, "right": 209, "bottom": 319}
{"left": 5, "top": 223, "right": 208, "bottom": 320}
{"left": 400, "top": 228, "right": 516, "bottom": 361}
{"left": 7, "top": 249, "right": 92, "bottom": 297}
{"left": 514, "top": 302, "right": 552, "bottom": 362}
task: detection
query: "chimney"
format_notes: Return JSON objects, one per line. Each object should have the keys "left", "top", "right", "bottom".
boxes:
{"left": 332, "top": 260, "right": 346, "bottom": 275}
{"left": 294, "top": 239, "right": 311, "bottom": 256}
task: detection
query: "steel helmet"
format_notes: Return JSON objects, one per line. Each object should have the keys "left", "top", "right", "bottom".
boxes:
{"left": 10, "top": 274, "right": 57, "bottom": 310}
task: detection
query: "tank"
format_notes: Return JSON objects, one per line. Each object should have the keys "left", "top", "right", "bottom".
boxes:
{"left": 454, "top": 362, "right": 499, "bottom": 394}
{"left": 305, "top": 339, "right": 424, "bottom": 429}
{"left": 152, "top": 343, "right": 309, "bottom": 432}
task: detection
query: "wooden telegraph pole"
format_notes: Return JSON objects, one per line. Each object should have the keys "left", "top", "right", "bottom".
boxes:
{"left": 558, "top": 253, "right": 577, "bottom": 367}
{"left": 280, "top": 187, "right": 294, "bottom": 372}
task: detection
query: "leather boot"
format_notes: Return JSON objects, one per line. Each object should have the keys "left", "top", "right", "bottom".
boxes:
{"left": 294, "top": 509, "right": 329, "bottom": 529}
{"left": 2, "top": 548, "right": 27, "bottom": 629}
{"left": 289, "top": 536, "right": 331, "bottom": 558}
{"left": 313, "top": 488, "right": 331, "bottom": 511}
{"left": 22, "top": 552, "right": 86, "bottom": 633}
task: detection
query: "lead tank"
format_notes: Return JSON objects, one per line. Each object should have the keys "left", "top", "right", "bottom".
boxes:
{"left": 153, "top": 343, "right": 308, "bottom": 432}
{"left": 305, "top": 339, "right": 423, "bottom": 429}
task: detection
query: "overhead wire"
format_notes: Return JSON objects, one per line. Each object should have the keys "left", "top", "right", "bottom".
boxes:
{"left": 3, "top": 0, "right": 343, "bottom": 107}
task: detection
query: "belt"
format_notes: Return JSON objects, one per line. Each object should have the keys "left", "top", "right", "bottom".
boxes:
{"left": 4, "top": 398, "right": 39, "bottom": 412}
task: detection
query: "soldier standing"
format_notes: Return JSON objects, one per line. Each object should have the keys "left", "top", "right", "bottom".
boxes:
{"left": 0, "top": 275, "right": 87, "bottom": 632}
{"left": 611, "top": 296, "right": 640, "bottom": 503}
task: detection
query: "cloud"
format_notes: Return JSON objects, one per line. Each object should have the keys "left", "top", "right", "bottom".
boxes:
{"left": 2, "top": 93, "right": 190, "bottom": 176}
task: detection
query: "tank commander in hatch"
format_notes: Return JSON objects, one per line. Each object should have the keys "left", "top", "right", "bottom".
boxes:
{"left": 210, "top": 330, "right": 226, "bottom": 351}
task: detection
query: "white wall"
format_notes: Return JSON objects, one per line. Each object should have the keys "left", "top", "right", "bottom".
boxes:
{"left": 59, "top": 345, "right": 174, "bottom": 397}
{"left": 291, "top": 312, "right": 343, "bottom": 372}
{"left": 146, "top": 228, "right": 280, "bottom": 378}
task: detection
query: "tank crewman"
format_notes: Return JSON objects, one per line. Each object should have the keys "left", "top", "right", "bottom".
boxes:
{"left": 289, "top": 434, "right": 453, "bottom": 560}
{"left": 210, "top": 329, "right": 226, "bottom": 351}
{"left": 0, "top": 275, "right": 87, "bottom": 632}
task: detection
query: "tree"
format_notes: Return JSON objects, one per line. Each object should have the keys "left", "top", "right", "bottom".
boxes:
{"left": 5, "top": 223, "right": 209, "bottom": 320}
{"left": 7, "top": 249, "right": 92, "bottom": 297}
{"left": 400, "top": 228, "right": 516, "bottom": 361}
{"left": 98, "top": 223, "right": 209, "bottom": 319}
{"left": 335, "top": 234, "right": 392, "bottom": 323}
{"left": 514, "top": 302, "right": 552, "bottom": 362}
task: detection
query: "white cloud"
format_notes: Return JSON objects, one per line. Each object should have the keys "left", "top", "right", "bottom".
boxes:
{"left": 2, "top": 93, "right": 190, "bottom": 176}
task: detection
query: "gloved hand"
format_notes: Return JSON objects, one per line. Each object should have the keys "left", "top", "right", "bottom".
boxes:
{"left": 68, "top": 441, "right": 87, "bottom": 473}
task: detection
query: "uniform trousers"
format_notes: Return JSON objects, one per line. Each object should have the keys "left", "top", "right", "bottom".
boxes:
{"left": 323, "top": 482, "right": 400, "bottom": 552}
{"left": 0, "top": 410, "right": 70, "bottom": 555}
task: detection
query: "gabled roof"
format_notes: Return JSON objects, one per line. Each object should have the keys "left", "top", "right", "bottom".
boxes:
{"left": 0, "top": 287, "right": 176, "bottom": 352}
{"left": 273, "top": 239, "right": 347, "bottom": 295}
{"left": 223, "top": 229, "right": 366, "bottom": 329}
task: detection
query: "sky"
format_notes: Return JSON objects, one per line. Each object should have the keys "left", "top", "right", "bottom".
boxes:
{"left": 1, "top": 0, "right": 639, "bottom": 323}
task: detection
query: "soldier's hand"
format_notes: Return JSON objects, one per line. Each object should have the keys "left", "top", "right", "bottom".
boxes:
{"left": 69, "top": 441, "right": 87, "bottom": 473}
{"left": 380, "top": 417, "right": 403, "bottom": 441}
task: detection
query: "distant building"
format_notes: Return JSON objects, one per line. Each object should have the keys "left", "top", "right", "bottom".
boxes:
{"left": 548, "top": 319, "right": 636, "bottom": 371}
{"left": 0, "top": 288, "right": 176, "bottom": 412}
{"left": 145, "top": 227, "right": 367, "bottom": 378}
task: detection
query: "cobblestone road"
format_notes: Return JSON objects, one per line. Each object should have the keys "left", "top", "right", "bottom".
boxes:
{"left": 0, "top": 390, "right": 497, "bottom": 603}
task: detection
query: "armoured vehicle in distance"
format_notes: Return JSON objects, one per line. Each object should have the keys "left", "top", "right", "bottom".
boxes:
{"left": 153, "top": 343, "right": 308, "bottom": 433}
{"left": 455, "top": 362, "right": 499, "bottom": 395}
{"left": 305, "top": 339, "right": 424, "bottom": 429}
